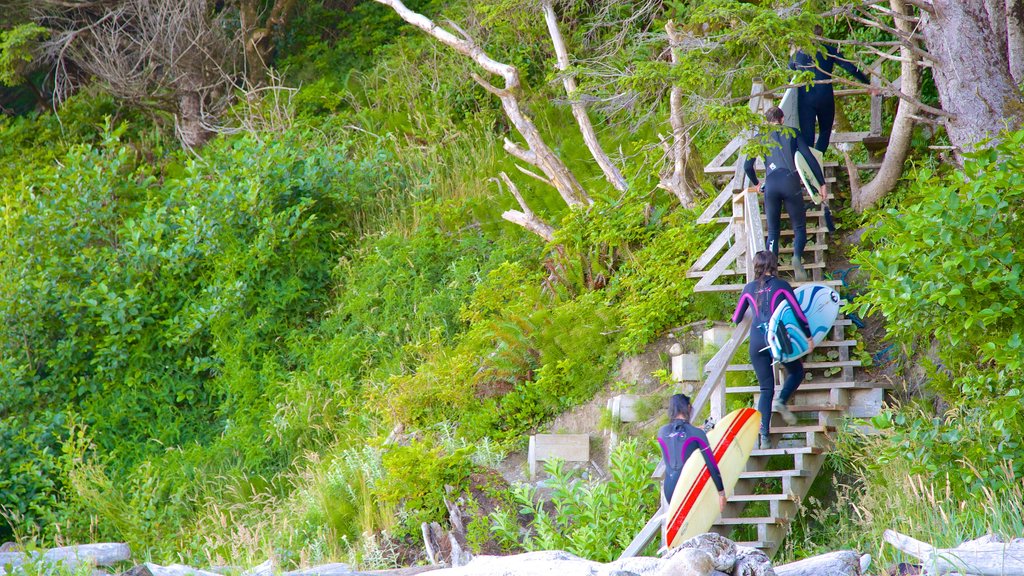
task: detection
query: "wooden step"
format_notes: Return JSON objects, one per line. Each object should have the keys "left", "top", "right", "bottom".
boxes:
{"left": 727, "top": 380, "right": 858, "bottom": 394}
{"left": 727, "top": 360, "right": 861, "bottom": 371}
{"left": 738, "top": 469, "right": 808, "bottom": 480}
{"left": 726, "top": 380, "right": 887, "bottom": 395}
{"left": 691, "top": 279, "right": 845, "bottom": 292}
{"left": 704, "top": 160, "right": 878, "bottom": 176}
{"left": 711, "top": 211, "right": 833, "bottom": 224}
{"left": 780, "top": 226, "right": 829, "bottom": 235}
{"left": 732, "top": 541, "right": 775, "bottom": 551}
{"left": 714, "top": 516, "right": 786, "bottom": 525}
{"left": 767, "top": 424, "right": 834, "bottom": 435}
{"left": 728, "top": 493, "right": 798, "bottom": 503}
{"left": 751, "top": 445, "right": 823, "bottom": 457}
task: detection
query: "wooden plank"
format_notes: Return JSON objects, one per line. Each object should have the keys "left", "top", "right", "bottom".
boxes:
{"left": 744, "top": 190, "right": 765, "bottom": 267}
{"left": 727, "top": 360, "right": 861, "bottom": 371}
{"left": 728, "top": 494, "right": 798, "bottom": 502}
{"left": 697, "top": 169, "right": 745, "bottom": 224}
{"left": 694, "top": 241, "right": 745, "bottom": 291}
{"left": 715, "top": 516, "right": 784, "bottom": 525}
{"left": 531, "top": 434, "right": 589, "bottom": 461}
{"left": 704, "top": 135, "right": 745, "bottom": 173}
{"left": 830, "top": 131, "right": 871, "bottom": 143}
{"left": 690, "top": 225, "right": 734, "bottom": 274}
{"left": 692, "top": 315, "right": 752, "bottom": 419}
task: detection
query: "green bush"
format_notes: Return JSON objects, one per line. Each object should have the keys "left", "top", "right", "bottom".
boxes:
{"left": 852, "top": 130, "right": 1024, "bottom": 494}
{"left": 375, "top": 441, "right": 477, "bottom": 538}
{"left": 489, "top": 438, "right": 660, "bottom": 561}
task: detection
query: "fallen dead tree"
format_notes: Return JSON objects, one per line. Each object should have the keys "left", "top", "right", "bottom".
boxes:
{"left": 0, "top": 543, "right": 130, "bottom": 574}
{"left": 883, "top": 530, "right": 1024, "bottom": 576}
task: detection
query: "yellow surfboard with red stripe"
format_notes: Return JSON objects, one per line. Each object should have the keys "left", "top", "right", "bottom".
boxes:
{"left": 662, "top": 407, "right": 761, "bottom": 549}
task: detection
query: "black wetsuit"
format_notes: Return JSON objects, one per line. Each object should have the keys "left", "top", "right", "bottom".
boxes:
{"left": 732, "top": 276, "right": 812, "bottom": 437}
{"left": 789, "top": 46, "right": 870, "bottom": 152}
{"left": 657, "top": 420, "right": 725, "bottom": 502}
{"left": 743, "top": 129, "right": 824, "bottom": 261}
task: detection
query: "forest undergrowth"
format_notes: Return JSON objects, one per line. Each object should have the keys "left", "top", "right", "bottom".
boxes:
{"left": 1, "top": 0, "right": 1022, "bottom": 571}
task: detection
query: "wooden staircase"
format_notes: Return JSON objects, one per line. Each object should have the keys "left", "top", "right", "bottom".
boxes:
{"left": 694, "top": 84, "right": 888, "bottom": 557}
{"left": 619, "top": 80, "right": 891, "bottom": 560}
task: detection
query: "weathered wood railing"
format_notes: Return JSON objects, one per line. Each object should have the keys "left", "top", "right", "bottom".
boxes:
{"left": 618, "top": 185, "right": 764, "bottom": 560}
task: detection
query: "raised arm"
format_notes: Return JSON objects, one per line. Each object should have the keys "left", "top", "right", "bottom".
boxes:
{"left": 743, "top": 156, "right": 759, "bottom": 187}
{"left": 828, "top": 46, "right": 869, "bottom": 84}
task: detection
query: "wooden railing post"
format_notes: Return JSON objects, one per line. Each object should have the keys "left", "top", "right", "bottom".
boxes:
{"left": 870, "top": 65, "right": 883, "bottom": 136}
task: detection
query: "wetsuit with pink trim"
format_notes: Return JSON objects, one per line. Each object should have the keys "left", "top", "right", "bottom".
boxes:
{"left": 657, "top": 420, "right": 724, "bottom": 502}
{"left": 732, "top": 275, "right": 812, "bottom": 437}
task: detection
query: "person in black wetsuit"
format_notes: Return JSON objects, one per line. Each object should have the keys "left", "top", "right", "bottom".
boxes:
{"left": 731, "top": 250, "right": 814, "bottom": 450}
{"left": 744, "top": 106, "right": 825, "bottom": 282}
{"left": 790, "top": 25, "right": 873, "bottom": 152}
{"left": 656, "top": 394, "right": 727, "bottom": 511}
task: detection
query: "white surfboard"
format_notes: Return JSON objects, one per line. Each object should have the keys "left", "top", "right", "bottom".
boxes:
{"left": 795, "top": 146, "right": 824, "bottom": 204}
{"left": 766, "top": 283, "right": 841, "bottom": 363}
{"left": 662, "top": 408, "right": 760, "bottom": 550}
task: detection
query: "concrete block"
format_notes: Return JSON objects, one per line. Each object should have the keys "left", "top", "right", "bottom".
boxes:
{"left": 672, "top": 353, "right": 702, "bottom": 382}
{"left": 528, "top": 434, "right": 590, "bottom": 479}
{"left": 703, "top": 324, "right": 733, "bottom": 350}
{"left": 607, "top": 394, "right": 640, "bottom": 423}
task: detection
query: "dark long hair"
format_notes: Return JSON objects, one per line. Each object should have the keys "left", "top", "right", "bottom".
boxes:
{"left": 754, "top": 250, "right": 778, "bottom": 290}
{"left": 668, "top": 393, "right": 692, "bottom": 422}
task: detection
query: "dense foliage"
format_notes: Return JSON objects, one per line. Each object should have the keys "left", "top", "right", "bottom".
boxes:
{"left": 1, "top": 0, "right": 1020, "bottom": 569}
{"left": 851, "top": 133, "right": 1024, "bottom": 494}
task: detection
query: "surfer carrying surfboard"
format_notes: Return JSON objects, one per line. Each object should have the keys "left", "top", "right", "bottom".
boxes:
{"left": 656, "top": 394, "right": 727, "bottom": 512}
{"left": 790, "top": 25, "right": 874, "bottom": 153}
{"left": 732, "top": 251, "right": 814, "bottom": 449}
{"left": 743, "top": 106, "right": 825, "bottom": 281}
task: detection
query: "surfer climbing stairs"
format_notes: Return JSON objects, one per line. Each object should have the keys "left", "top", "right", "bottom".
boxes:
{"left": 620, "top": 79, "right": 891, "bottom": 559}
{"left": 691, "top": 81, "right": 887, "bottom": 556}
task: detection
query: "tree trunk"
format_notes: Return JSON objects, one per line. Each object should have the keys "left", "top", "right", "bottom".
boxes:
{"left": 239, "top": 0, "right": 266, "bottom": 86}
{"left": 922, "top": 0, "right": 1024, "bottom": 151}
{"left": 659, "top": 20, "right": 698, "bottom": 209}
{"left": 852, "top": 0, "right": 921, "bottom": 212}
{"left": 239, "top": 0, "right": 299, "bottom": 87}
{"left": 176, "top": 90, "right": 212, "bottom": 149}
{"left": 1008, "top": 0, "right": 1024, "bottom": 82}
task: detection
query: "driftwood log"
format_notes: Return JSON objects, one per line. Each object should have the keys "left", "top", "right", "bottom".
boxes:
{"left": 884, "top": 530, "right": 1024, "bottom": 576}
{"left": 144, "top": 564, "right": 226, "bottom": 576}
{"left": 281, "top": 564, "right": 357, "bottom": 576}
{"left": 0, "top": 544, "right": 130, "bottom": 572}
{"left": 774, "top": 550, "right": 868, "bottom": 576}
{"left": 421, "top": 498, "right": 472, "bottom": 568}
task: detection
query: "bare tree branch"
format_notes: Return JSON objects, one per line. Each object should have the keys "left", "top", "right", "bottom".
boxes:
{"left": 660, "top": 20, "right": 697, "bottom": 208}
{"left": 495, "top": 172, "right": 556, "bottom": 243}
{"left": 542, "top": 0, "right": 627, "bottom": 191}
{"left": 373, "top": 0, "right": 592, "bottom": 208}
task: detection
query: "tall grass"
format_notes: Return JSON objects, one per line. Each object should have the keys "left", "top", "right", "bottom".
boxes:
{"left": 781, "top": 430, "right": 1024, "bottom": 568}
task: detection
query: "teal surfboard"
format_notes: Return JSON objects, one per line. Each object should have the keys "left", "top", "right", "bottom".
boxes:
{"left": 766, "top": 283, "right": 841, "bottom": 363}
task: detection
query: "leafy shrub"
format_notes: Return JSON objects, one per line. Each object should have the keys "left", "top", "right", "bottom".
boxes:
{"left": 851, "top": 130, "right": 1024, "bottom": 494}
{"left": 489, "top": 438, "right": 659, "bottom": 561}
{"left": 375, "top": 441, "right": 477, "bottom": 538}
